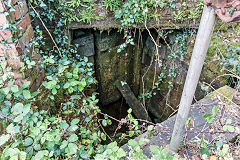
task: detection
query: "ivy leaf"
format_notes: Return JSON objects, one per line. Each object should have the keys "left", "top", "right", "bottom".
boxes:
{"left": 23, "top": 90, "right": 31, "bottom": 99}
{"left": 23, "top": 104, "right": 31, "bottom": 115}
{"left": 67, "top": 124, "right": 78, "bottom": 132}
{"left": 200, "top": 148, "right": 210, "bottom": 156}
{"left": 71, "top": 119, "right": 80, "bottom": 125}
{"left": 128, "top": 139, "right": 138, "bottom": 147}
{"left": 12, "top": 103, "right": 24, "bottom": 115}
{"left": 68, "top": 87, "right": 73, "bottom": 93}
{"left": 14, "top": 115, "right": 24, "bottom": 122}
{"left": 129, "top": 131, "right": 134, "bottom": 137}
{"left": 150, "top": 145, "right": 160, "bottom": 155}
{"left": 0, "top": 134, "right": 10, "bottom": 146}
{"left": 33, "top": 150, "right": 48, "bottom": 160}
{"left": 148, "top": 125, "right": 154, "bottom": 131}
{"left": 63, "top": 83, "right": 70, "bottom": 89}
{"left": 11, "top": 85, "right": 19, "bottom": 93}
{"left": 60, "top": 140, "right": 68, "bottom": 149}
{"left": 212, "top": 106, "right": 218, "bottom": 116}
{"left": 117, "top": 148, "right": 126, "bottom": 158}
{"left": 24, "top": 137, "right": 33, "bottom": 146}
{"left": 102, "top": 120, "right": 107, "bottom": 127}
{"left": 22, "top": 81, "right": 31, "bottom": 89}
{"left": 101, "top": 133, "right": 106, "bottom": 141}
{"left": 68, "top": 134, "right": 78, "bottom": 143}
{"left": 226, "top": 119, "right": 232, "bottom": 125}
{"left": 52, "top": 88, "right": 57, "bottom": 95}
{"left": 68, "top": 143, "right": 78, "bottom": 155}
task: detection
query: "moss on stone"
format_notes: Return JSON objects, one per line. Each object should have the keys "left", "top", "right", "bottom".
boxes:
{"left": 207, "top": 85, "right": 235, "bottom": 100}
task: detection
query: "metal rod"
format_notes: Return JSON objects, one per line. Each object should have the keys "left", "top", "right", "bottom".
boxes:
{"left": 169, "top": 5, "right": 216, "bottom": 152}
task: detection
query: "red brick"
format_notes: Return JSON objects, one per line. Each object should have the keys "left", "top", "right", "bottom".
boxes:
{"left": 0, "top": 43, "right": 19, "bottom": 57}
{"left": 15, "top": 78, "right": 28, "bottom": 87}
{"left": 16, "top": 25, "right": 34, "bottom": 53}
{"left": 13, "top": 71, "right": 23, "bottom": 79}
{"left": 0, "top": 30, "right": 13, "bottom": 43}
{"left": 0, "top": 13, "right": 8, "bottom": 26}
{"left": 3, "top": 0, "right": 19, "bottom": 7}
{"left": 9, "top": 5, "right": 21, "bottom": 20}
{"left": 23, "top": 25, "right": 34, "bottom": 43}
{"left": 19, "top": 1, "right": 28, "bottom": 17}
{"left": 17, "top": 36, "right": 25, "bottom": 51}
{"left": 0, "top": 1, "right": 5, "bottom": 12}
{"left": 7, "top": 56, "right": 21, "bottom": 69}
{"left": 16, "top": 13, "right": 31, "bottom": 35}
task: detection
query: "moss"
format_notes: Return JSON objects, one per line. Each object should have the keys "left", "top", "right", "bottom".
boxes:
{"left": 207, "top": 85, "right": 235, "bottom": 100}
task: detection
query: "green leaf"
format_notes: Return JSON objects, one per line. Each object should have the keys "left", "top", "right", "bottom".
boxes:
{"left": 139, "top": 138, "right": 145, "bottom": 146}
{"left": 150, "top": 145, "right": 161, "bottom": 155}
{"left": 2, "top": 87, "right": 10, "bottom": 95}
{"left": 127, "top": 108, "right": 132, "bottom": 114}
{"left": 68, "top": 134, "right": 78, "bottom": 143}
{"left": 14, "top": 115, "right": 24, "bottom": 122}
{"left": 60, "top": 140, "right": 68, "bottom": 149}
{"left": 33, "top": 150, "right": 48, "bottom": 160}
{"left": 22, "top": 81, "right": 31, "bottom": 89}
{"left": 23, "top": 90, "right": 31, "bottom": 99}
{"left": 203, "top": 113, "right": 211, "bottom": 119}
{"left": 101, "top": 133, "right": 106, "bottom": 141}
{"left": 68, "top": 87, "right": 73, "bottom": 93}
{"left": 117, "top": 148, "right": 126, "bottom": 158}
{"left": 147, "top": 125, "right": 154, "bottom": 131}
{"left": 226, "top": 119, "right": 232, "bottom": 124}
{"left": 128, "top": 139, "right": 138, "bottom": 147}
{"left": 200, "top": 148, "right": 210, "bottom": 156}
{"left": 12, "top": 103, "right": 24, "bottom": 115}
{"left": 68, "top": 143, "right": 78, "bottom": 155}
{"left": 129, "top": 131, "right": 134, "bottom": 137}
{"left": 220, "top": 144, "right": 229, "bottom": 156}
{"left": 24, "top": 137, "right": 33, "bottom": 146}
{"left": 23, "top": 104, "right": 30, "bottom": 115}
{"left": 52, "top": 88, "right": 57, "bottom": 95}
{"left": 102, "top": 120, "right": 107, "bottom": 127}
{"left": 63, "top": 83, "right": 70, "bottom": 89}
{"left": 0, "top": 134, "right": 10, "bottom": 146}
{"left": 216, "top": 140, "right": 223, "bottom": 147}
{"left": 212, "top": 106, "right": 218, "bottom": 116}
{"left": 11, "top": 85, "right": 19, "bottom": 93}
{"left": 227, "top": 125, "right": 235, "bottom": 132}
{"left": 71, "top": 119, "right": 80, "bottom": 125}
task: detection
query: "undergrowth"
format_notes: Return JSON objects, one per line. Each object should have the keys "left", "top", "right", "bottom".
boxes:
{"left": 0, "top": 0, "right": 239, "bottom": 160}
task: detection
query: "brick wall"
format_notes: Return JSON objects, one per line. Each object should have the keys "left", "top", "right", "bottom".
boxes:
{"left": 0, "top": 0, "right": 44, "bottom": 91}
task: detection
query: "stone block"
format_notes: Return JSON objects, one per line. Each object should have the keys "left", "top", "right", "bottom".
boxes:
{"left": 16, "top": 13, "right": 31, "bottom": 35}
{"left": 0, "top": 13, "right": 7, "bottom": 26}
{"left": 9, "top": 4, "right": 21, "bottom": 20}
{"left": 7, "top": 55, "right": 21, "bottom": 69}
{"left": 95, "top": 30, "right": 124, "bottom": 52}
{"left": 0, "top": 1, "right": 5, "bottom": 12}
{"left": 72, "top": 33, "right": 95, "bottom": 57}
{"left": 0, "top": 29, "right": 13, "bottom": 43}
{"left": 0, "top": 43, "right": 19, "bottom": 57}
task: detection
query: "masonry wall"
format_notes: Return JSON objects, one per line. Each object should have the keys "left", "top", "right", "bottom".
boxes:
{"left": 0, "top": 0, "right": 44, "bottom": 91}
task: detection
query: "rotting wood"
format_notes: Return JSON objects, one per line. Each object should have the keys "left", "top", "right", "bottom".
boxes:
{"left": 115, "top": 77, "right": 151, "bottom": 121}
{"left": 169, "top": 5, "right": 216, "bottom": 152}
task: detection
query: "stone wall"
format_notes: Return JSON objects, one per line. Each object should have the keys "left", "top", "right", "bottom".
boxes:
{"left": 0, "top": 0, "right": 44, "bottom": 90}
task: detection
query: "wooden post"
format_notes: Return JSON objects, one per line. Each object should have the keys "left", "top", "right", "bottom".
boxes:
{"left": 115, "top": 77, "right": 151, "bottom": 121}
{"left": 169, "top": 5, "right": 216, "bottom": 152}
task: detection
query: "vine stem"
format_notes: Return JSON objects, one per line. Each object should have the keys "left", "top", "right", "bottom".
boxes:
{"left": 29, "top": 3, "right": 62, "bottom": 57}
{"left": 0, "top": 113, "right": 14, "bottom": 121}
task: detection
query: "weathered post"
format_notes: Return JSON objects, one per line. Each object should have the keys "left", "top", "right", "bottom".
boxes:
{"left": 169, "top": 5, "right": 216, "bottom": 152}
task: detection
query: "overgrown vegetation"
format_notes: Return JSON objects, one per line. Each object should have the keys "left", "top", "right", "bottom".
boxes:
{"left": 0, "top": 0, "right": 239, "bottom": 159}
